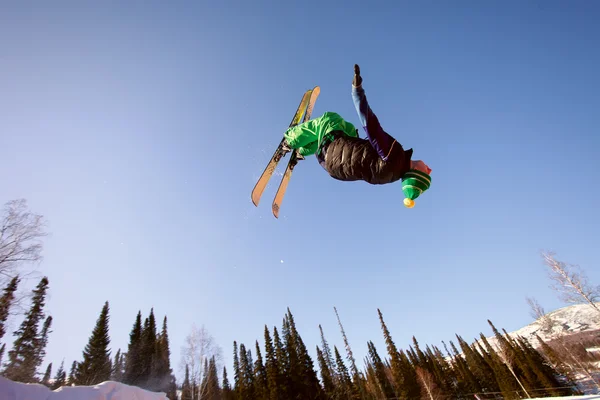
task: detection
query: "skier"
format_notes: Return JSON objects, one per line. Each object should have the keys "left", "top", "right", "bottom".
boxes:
{"left": 282, "top": 64, "right": 432, "bottom": 208}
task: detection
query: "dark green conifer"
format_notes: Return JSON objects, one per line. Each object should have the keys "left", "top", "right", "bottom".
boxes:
{"left": 285, "top": 309, "right": 323, "bottom": 399}
{"left": 239, "top": 343, "right": 255, "bottom": 400}
{"left": 51, "top": 360, "right": 67, "bottom": 389}
{"left": 366, "top": 340, "right": 395, "bottom": 399}
{"left": 264, "top": 326, "right": 281, "bottom": 400}
{"left": 517, "top": 335, "right": 577, "bottom": 397}
{"left": 0, "top": 276, "right": 19, "bottom": 340}
{"left": 181, "top": 364, "right": 193, "bottom": 400}
{"left": 233, "top": 341, "right": 241, "bottom": 394}
{"left": 41, "top": 362, "right": 52, "bottom": 386}
{"left": 456, "top": 335, "right": 497, "bottom": 393}
{"left": 200, "top": 356, "right": 221, "bottom": 400}
{"left": 3, "top": 276, "right": 50, "bottom": 383}
{"left": 0, "top": 343, "right": 5, "bottom": 366}
{"left": 222, "top": 366, "right": 235, "bottom": 400}
{"left": 68, "top": 361, "right": 77, "bottom": 385}
{"left": 123, "top": 311, "right": 143, "bottom": 386}
{"left": 477, "top": 333, "right": 521, "bottom": 399}
{"left": 316, "top": 346, "right": 335, "bottom": 399}
{"left": 152, "top": 316, "right": 173, "bottom": 392}
{"left": 75, "top": 301, "right": 112, "bottom": 385}
{"left": 318, "top": 325, "right": 337, "bottom": 384}
{"left": 35, "top": 316, "right": 52, "bottom": 377}
{"left": 111, "top": 349, "right": 124, "bottom": 381}
{"left": 377, "top": 308, "right": 420, "bottom": 399}
{"left": 272, "top": 326, "right": 288, "bottom": 398}
{"left": 334, "top": 346, "right": 353, "bottom": 398}
{"left": 334, "top": 307, "right": 363, "bottom": 398}
{"left": 140, "top": 308, "right": 157, "bottom": 386}
{"left": 254, "top": 341, "right": 268, "bottom": 399}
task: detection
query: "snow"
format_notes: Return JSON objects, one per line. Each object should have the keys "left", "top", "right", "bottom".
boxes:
{"left": 479, "top": 302, "right": 600, "bottom": 351}
{"left": 0, "top": 376, "right": 168, "bottom": 400}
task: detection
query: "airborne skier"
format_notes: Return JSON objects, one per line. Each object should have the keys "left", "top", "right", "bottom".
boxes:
{"left": 282, "top": 64, "right": 432, "bottom": 208}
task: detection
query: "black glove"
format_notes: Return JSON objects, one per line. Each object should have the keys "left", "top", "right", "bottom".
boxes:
{"left": 353, "top": 64, "right": 362, "bottom": 87}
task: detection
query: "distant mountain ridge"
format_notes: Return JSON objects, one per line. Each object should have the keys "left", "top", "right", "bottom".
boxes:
{"left": 480, "top": 302, "right": 600, "bottom": 350}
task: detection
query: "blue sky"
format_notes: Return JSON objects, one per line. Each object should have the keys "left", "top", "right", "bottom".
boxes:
{"left": 1, "top": 0, "right": 600, "bottom": 383}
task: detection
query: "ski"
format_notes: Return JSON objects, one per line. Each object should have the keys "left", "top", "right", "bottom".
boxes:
{"left": 251, "top": 89, "right": 312, "bottom": 207}
{"left": 272, "top": 86, "right": 320, "bottom": 218}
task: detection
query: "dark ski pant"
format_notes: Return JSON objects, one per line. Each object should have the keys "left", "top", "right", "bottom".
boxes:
{"left": 351, "top": 84, "right": 397, "bottom": 161}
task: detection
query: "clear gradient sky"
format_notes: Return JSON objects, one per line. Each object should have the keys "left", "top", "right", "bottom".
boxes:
{"left": 1, "top": 0, "right": 599, "bottom": 383}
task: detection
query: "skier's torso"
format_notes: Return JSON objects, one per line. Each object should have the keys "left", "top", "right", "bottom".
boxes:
{"left": 319, "top": 133, "right": 413, "bottom": 185}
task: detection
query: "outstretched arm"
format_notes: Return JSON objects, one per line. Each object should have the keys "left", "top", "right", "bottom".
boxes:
{"left": 351, "top": 65, "right": 396, "bottom": 161}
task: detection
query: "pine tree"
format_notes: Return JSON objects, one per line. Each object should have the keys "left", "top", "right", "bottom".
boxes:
{"left": 111, "top": 349, "right": 124, "bottom": 382}
{"left": 233, "top": 341, "right": 241, "bottom": 394}
{"left": 123, "top": 311, "right": 143, "bottom": 386}
{"left": 517, "top": 335, "right": 576, "bottom": 397}
{"left": 3, "top": 276, "right": 50, "bottom": 383}
{"left": 152, "top": 316, "right": 173, "bottom": 392}
{"left": 334, "top": 346, "right": 354, "bottom": 398}
{"left": 363, "top": 359, "right": 382, "bottom": 400}
{"left": 75, "top": 301, "right": 112, "bottom": 385}
{"left": 285, "top": 309, "right": 323, "bottom": 399}
{"left": 41, "top": 362, "right": 52, "bottom": 386}
{"left": 455, "top": 335, "right": 496, "bottom": 394}
{"left": 318, "top": 325, "right": 337, "bottom": 385}
{"left": 264, "top": 325, "right": 282, "bottom": 400}
{"left": 377, "top": 308, "right": 420, "bottom": 399}
{"left": 35, "top": 316, "right": 52, "bottom": 378}
{"left": 68, "top": 361, "right": 77, "bottom": 385}
{"left": 0, "top": 276, "right": 19, "bottom": 340}
{"left": 238, "top": 343, "right": 254, "bottom": 400}
{"left": 488, "top": 321, "right": 536, "bottom": 398}
{"left": 273, "top": 327, "right": 288, "bottom": 398}
{"left": 254, "top": 340, "right": 268, "bottom": 399}
{"left": 166, "top": 374, "right": 178, "bottom": 400}
{"left": 316, "top": 346, "right": 335, "bottom": 399}
{"left": 281, "top": 317, "right": 300, "bottom": 397}
{"left": 222, "top": 366, "right": 235, "bottom": 400}
{"left": 366, "top": 340, "right": 395, "bottom": 399}
{"left": 334, "top": 307, "right": 363, "bottom": 399}
{"left": 51, "top": 360, "right": 67, "bottom": 390}
{"left": 181, "top": 364, "right": 193, "bottom": 400}
{"left": 0, "top": 343, "right": 5, "bottom": 366}
{"left": 202, "top": 356, "right": 221, "bottom": 400}
{"left": 477, "top": 332, "right": 521, "bottom": 399}
{"left": 140, "top": 308, "right": 157, "bottom": 387}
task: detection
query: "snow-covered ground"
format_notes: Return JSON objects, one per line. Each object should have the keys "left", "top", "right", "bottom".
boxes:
{"left": 0, "top": 376, "right": 168, "bottom": 400}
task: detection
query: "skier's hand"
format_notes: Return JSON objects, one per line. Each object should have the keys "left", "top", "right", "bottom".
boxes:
{"left": 353, "top": 64, "right": 362, "bottom": 87}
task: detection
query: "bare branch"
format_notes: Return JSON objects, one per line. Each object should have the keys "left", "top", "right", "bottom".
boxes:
{"left": 179, "top": 324, "right": 223, "bottom": 400}
{"left": 415, "top": 367, "right": 443, "bottom": 400}
{"left": 0, "top": 199, "right": 47, "bottom": 287}
{"left": 542, "top": 251, "right": 600, "bottom": 315}
{"left": 525, "top": 297, "right": 555, "bottom": 332}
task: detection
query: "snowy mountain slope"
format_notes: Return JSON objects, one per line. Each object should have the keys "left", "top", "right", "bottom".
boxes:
{"left": 481, "top": 302, "right": 600, "bottom": 350}
{"left": 0, "top": 376, "right": 168, "bottom": 400}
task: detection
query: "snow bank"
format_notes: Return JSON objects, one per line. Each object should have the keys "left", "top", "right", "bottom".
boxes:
{"left": 0, "top": 376, "right": 168, "bottom": 400}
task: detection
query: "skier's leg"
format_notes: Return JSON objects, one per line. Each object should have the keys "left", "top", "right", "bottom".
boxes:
{"left": 352, "top": 84, "right": 397, "bottom": 161}
{"left": 297, "top": 141, "right": 318, "bottom": 157}
{"left": 283, "top": 115, "right": 322, "bottom": 150}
